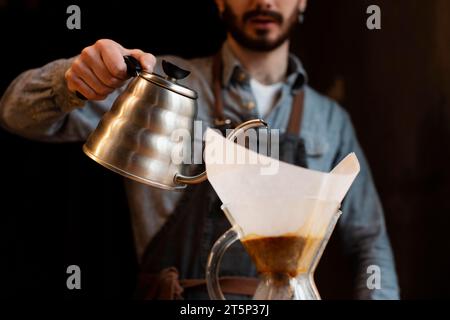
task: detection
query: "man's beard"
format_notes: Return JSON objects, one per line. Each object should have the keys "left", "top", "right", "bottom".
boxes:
{"left": 222, "top": 5, "right": 298, "bottom": 52}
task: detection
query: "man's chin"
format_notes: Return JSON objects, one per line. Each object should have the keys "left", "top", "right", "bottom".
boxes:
{"left": 228, "top": 27, "right": 289, "bottom": 52}
{"left": 247, "top": 28, "right": 279, "bottom": 39}
{"left": 238, "top": 40, "right": 285, "bottom": 52}
{"left": 236, "top": 36, "right": 285, "bottom": 52}
{"left": 253, "top": 35, "right": 280, "bottom": 45}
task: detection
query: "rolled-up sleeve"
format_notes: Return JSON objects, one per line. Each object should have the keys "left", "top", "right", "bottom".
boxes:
{"left": 0, "top": 57, "right": 119, "bottom": 142}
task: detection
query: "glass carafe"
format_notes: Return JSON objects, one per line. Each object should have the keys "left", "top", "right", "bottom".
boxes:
{"left": 206, "top": 204, "right": 341, "bottom": 300}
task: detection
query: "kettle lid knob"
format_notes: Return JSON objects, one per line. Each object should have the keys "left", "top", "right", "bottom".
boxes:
{"left": 162, "top": 60, "right": 191, "bottom": 81}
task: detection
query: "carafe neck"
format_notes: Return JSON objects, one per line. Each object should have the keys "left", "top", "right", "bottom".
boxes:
{"left": 253, "top": 272, "right": 320, "bottom": 300}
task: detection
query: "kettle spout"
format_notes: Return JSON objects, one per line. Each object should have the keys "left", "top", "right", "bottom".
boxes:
{"left": 225, "top": 118, "right": 268, "bottom": 141}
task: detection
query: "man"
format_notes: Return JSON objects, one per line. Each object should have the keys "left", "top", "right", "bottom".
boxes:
{"left": 0, "top": 0, "right": 399, "bottom": 299}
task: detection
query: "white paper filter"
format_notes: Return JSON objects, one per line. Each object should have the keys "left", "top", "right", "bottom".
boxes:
{"left": 204, "top": 129, "right": 360, "bottom": 238}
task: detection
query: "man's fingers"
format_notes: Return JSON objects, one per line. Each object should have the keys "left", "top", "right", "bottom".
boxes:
{"left": 67, "top": 39, "right": 156, "bottom": 102}
{"left": 96, "top": 39, "right": 129, "bottom": 80}
{"left": 71, "top": 59, "right": 115, "bottom": 97}
{"left": 81, "top": 45, "right": 125, "bottom": 88}
{"left": 65, "top": 68, "right": 107, "bottom": 101}
{"left": 94, "top": 39, "right": 156, "bottom": 77}
{"left": 127, "top": 49, "right": 157, "bottom": 72}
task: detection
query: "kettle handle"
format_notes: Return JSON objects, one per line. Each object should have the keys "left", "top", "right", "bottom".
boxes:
{"left": 124, "top": 55, "right": 142, "bottom": 77}
{"left": 174, "top": 119, "right": 268, "bottom": 185}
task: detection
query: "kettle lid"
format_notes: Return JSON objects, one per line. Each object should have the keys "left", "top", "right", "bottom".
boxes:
{"left": 139, "top": 60, "right": 198, "bottom": 99}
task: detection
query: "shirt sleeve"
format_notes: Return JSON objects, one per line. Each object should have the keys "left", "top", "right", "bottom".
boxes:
{"left": 0, "top": 57, "right": 121, "bottom": 142}
{"left": 335, "top": 109, "right": 401, "bottom": 300}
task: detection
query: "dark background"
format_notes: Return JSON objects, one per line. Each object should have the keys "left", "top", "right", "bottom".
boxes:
{"left": 0, "top": 0, "right": 449, "bottom": 299}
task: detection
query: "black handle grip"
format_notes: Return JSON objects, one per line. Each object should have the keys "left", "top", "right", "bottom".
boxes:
{"left": 124, "top": 55, "right": 142, "bottom": 77}
{"left": 162, "top": 60, "right": 190, "bottom": 80}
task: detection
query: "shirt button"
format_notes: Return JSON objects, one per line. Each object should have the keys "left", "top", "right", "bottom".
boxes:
{"left": 243, "top": 101, "right": 256, "bottom": 110}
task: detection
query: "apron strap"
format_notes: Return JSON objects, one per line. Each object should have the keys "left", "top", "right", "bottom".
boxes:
{"left": 212, "top": 53, "right": 228, "bottom": 127}
{"left": 211, "top": 52, "right": 305, "bottom": 134}
{"left": 180, "top": 277, "right": 259, "bottom": 297}
{"left": 136, "top": 267, "right": 259, "bottom": 299}
{"left": 286, "top": 89, "right": 305, "bottom": 135}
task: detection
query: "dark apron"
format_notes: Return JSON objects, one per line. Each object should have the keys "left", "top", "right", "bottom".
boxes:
{"left": 135, "top": 54, "right": 308, "bottom": 300}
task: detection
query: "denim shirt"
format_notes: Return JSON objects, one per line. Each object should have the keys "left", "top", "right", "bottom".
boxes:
{"left": 0, "top": 42, "right": 400, "bottom": 299}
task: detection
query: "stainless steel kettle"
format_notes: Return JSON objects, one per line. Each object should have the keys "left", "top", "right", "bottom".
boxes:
{"left": 83, "top": 56, "right": 266, "bottom": 190}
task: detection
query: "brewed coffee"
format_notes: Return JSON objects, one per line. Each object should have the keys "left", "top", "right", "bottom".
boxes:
{"left": 242, "top": 234, "right": 322, "bottom": 277}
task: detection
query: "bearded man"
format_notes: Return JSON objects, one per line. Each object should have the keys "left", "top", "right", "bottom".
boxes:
{"left": 0, "top": 0, "right": 400, "bottom": 299}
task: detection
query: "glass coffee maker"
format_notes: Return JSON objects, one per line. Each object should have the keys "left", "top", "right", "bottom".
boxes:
{"left": 206, "top": 199, "right": 341, "bottom": 300}
{"left": 203, "top": 129, "right": 360, "bottom": 300}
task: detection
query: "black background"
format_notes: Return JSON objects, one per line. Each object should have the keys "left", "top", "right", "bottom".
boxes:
{"left": 0, "top": 0, "right": 449, "bottom": 299}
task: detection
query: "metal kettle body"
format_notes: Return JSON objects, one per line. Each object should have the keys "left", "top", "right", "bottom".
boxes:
{"left": 83, "top": 56, "right": 266, "bottom": 190}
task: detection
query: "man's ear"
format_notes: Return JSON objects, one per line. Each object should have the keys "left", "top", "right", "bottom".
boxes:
{"left": 215, "top": 0, "right": 225, "bottom": 14}
{"left": 299, "top": 0, "right": 308, "bottom": 13}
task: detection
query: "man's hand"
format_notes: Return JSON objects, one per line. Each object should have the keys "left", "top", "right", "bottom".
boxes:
{"left": 65, "top": 39, "right": 156, "bottom": 101}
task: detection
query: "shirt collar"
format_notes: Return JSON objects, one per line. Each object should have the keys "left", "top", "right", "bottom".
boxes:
{"left": 220, "top": 41, "right": 308, "bottom": 92}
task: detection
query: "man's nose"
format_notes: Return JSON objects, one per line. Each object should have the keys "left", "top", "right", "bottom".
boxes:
{"left": 252, "top": 0, "right": 276, "bottom": 10}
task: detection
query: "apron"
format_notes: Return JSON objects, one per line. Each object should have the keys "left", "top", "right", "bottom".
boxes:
{"left": 135, "top": 54, "right": 308, "bottom": 300}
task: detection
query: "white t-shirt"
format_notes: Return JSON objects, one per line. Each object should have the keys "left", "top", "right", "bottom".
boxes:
{"left": 250, "top": 78, "right": 283, "bottom": 118}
